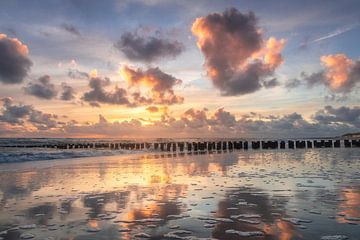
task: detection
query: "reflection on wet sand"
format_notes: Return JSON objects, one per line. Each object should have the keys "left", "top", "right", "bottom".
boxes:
{"left": 0, "top": 149, "right": 359, "bottom": 239}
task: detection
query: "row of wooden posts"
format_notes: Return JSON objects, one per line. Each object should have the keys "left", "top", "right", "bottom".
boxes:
{"left": 6, "top": 139, "right": 360, "bottom": 151}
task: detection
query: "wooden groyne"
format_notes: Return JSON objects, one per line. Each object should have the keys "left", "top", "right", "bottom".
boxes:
{"left": 2, "top": 139, "right": 360, "bottom": 152}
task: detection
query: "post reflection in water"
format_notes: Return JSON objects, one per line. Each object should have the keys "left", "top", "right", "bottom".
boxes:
{"left": 0, "top": 149, "right": 359, "bottom": 239}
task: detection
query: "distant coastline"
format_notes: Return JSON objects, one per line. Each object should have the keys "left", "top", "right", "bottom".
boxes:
{"left": 342, "top": 132, "right": 360, "bottom": 138}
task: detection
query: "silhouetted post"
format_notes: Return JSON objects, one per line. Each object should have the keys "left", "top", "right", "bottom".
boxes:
{"left": 179, "top": 142, "right": 184, "bottom": 152}
{"left": 216, "top": 142, "right": 221, "bottom": 151}
{"left": 261, "top": 141, "right": 267, "bottom": 149}
{"left": 243, "top": 141, "right": 248, "bottom": 150}
{"left": 324, "top": 140, "right": 332, "bottom": 148}
{"left": 193, "top": 142, "right": 198, "bottom": 151}
{"left": 344, "top": 140, "right": 351, "bottom": 148}
{"left": 187, "top": 142, "right": 192, "bottom": 152}
{"left": 222, "top": 141, "right": 227, "bottom": 151}
{"left": 352, "top": 139, "right": 360, "bottom": 147}
{"left": 228, "top": 141, "right": 233, "bottom": 150}
{"left": 252, "top": 141, "right": 260, "bottom": 150}
{"left": 207, "top": 142, "right": 212, "bottom": 151}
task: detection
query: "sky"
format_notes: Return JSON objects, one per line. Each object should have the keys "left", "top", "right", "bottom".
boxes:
{"left": 0, "top": 0, "right": 360, "bottom": 138}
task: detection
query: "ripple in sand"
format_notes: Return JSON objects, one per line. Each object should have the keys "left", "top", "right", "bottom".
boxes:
{"left": 134, "top": 232, "right": 151, "bottom": 238}
{"left": 320, "top": 236, "right": 349, "bottom": 240}
{"left": 20, "top": 233, "right": 35, "bottom": 239}
{"left": 225, "top": 229, "right": 264, "bottom": 237}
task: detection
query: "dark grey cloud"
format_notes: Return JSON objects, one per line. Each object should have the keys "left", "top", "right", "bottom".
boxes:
{"left": 0, "top": 34, "right": 32, "bottom": 84}
{"left": 192, "top": 8, "right": 286, "bottom": 96}
{"left": 286, "top": 71, "right": 325, "bottom": 89}
{"left": 60, "top": 23, "right": 81, "bottom": 37}
{"left": 0, "top": 97, "right": 32, "bottom": 124}
{"left": 313, "top": 105, "right": 360, "bottom": 127}
{"left": 24, "top": 75, "right": 58, "bottom": 99}
{"left": 263, "top": 78, "right": 280, "bottom": 88}
{"left": 60, "top": 83, "right": 75, "bottom": 101}
{"left": 115, "top": 31, "right": 184, "bottom": 62}
{"left": 0, "top": 97, "right": 59, "bottom": 130}
{"left": 28, "top": 110, "right": 58, "bottom": 130}
{"left": 82, "top": 77, "right": 130, "bottom": 106}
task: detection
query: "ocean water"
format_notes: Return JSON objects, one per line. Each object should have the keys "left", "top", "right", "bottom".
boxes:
{"left": 0, "top": 138, "right": 152, "bottom": 163}
{"left": 0, "top": 148, "right": 359, "bottom": 239}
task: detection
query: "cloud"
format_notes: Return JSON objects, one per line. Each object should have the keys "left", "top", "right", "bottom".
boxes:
{"left": 68, "top": 69, "right": 89, "bottom": 79}
{"left": 146, "top": 106, "right": 159, "bottom": 113}
{"left": 60, "top": 106, "right": 358, "bottom": 138}
{"left": 115, "top": 31, "right": 183, "bottom": 62}
{"left": 82, "top": 76, "right": 130, "bottom": 106}
{"left": 262, "top": 78, "right": 280, "bottom": 88}
{"left": 0, "top": 97, "right": 32, "bottom": 124}
{"left": 1, "top": 99, "right": 358, "bottom": 138}
{"left": 0, "top": 34, "right": 32, "bottom": 84}
{"left": 192, "top": 8, "right": 286, "bottom": 96}
{"left": 60, "top": 83, "right": 76, "bottom": 101}
{"left": 120, "top": 65, "right": 184, "bottom": 105}
{"left": 0, "top": 97, "right": 59, "bottom": 130}
{"left": 313, "top": 105, "right": 360, "bottom": 128}
{"left": 286, "top": 54, "right": 360, "bottom": 93}
{"left": 320, "top": 54, "right": 359, "bottom": 92}
{"left": 60, "top": 23, "right": 81, "bottom": 37}
{"left": 24, "top": 75, "right": 58, "bottom": 99}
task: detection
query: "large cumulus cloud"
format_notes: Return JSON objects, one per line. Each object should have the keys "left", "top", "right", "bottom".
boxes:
{"left": 0, "top": 34, "right": 32, "bottom": 84}
{"left": 191, "top": 8, "right": 286, "bottom": 95}
{"left": 115, "top": 31, "right": 184, "bottom": 62}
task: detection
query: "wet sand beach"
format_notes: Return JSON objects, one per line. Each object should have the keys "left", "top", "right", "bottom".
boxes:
{"left": 0, "top": 149, "right": 359, "bottom": 239}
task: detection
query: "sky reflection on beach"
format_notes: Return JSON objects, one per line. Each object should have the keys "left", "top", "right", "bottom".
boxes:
{"left": 0, "top": 149, "right": 359, "bottom": 239}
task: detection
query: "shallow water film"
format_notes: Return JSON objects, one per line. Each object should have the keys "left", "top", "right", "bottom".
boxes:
{"left": 0, "top": 149, "right": 359, "bottom": 239}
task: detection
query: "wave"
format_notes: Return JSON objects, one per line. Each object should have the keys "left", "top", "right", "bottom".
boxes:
{"left": 0, "top": 148, "right": 143, "bottom": 164}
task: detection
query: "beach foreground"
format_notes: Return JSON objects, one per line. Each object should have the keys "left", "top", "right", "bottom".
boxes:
{"left": 0, "top": 149, "right": 359, "bottom": 240}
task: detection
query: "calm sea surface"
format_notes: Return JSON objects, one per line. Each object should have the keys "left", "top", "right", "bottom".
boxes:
{"left": 0, "top": 149, "right": 359, "bottom": 239}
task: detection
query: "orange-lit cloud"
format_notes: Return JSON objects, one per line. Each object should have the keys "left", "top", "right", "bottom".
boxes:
{"left": 321, "top": 54, "right": 354, "bottom": 90}
{"left": 89, "top": 69, "right": 98, "bottom": 78}
{"left": 146, "top": 106, "right": 168, "bottom": 113}
{"left": 1, "top": 98, "right": 359, "bottom": 138}
{"left": 286, "top": 53, "right": 360, "bottom": 93}
{"left": 120, "top": 65, "right": 184, "bottom": 106}
{"left": 192, "top": 8, "right": 285, "bottom": 95}
{"left": 0, "top": 33, "right": 32, "bottom": 84}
